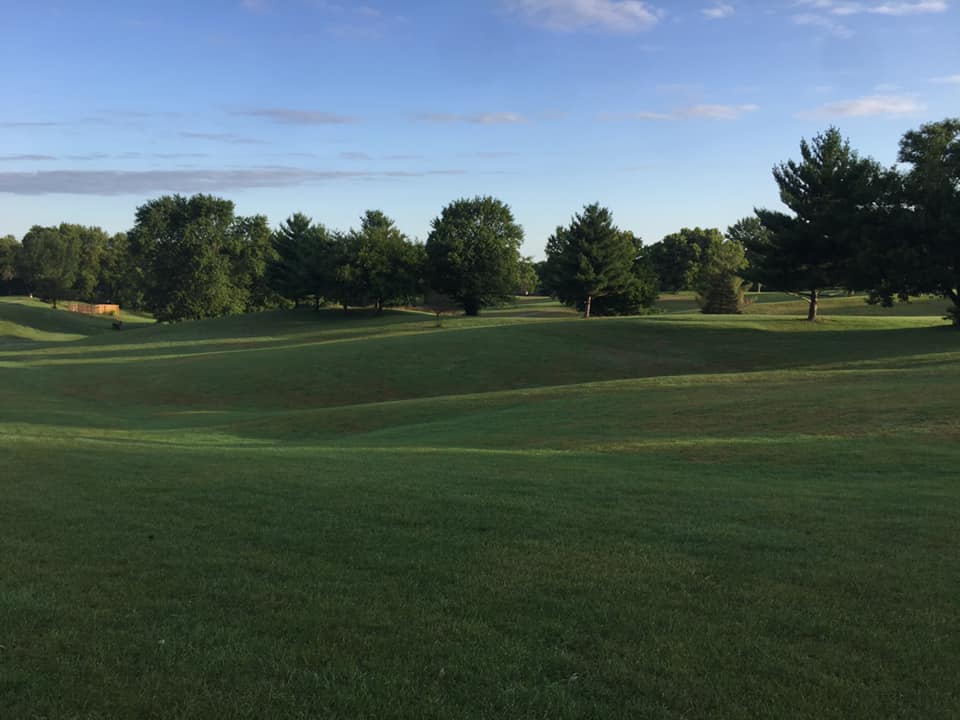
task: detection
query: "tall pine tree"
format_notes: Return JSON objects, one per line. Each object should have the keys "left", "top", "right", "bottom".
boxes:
{"left": 544, "top": 204, "right": 646, "bottom": 318}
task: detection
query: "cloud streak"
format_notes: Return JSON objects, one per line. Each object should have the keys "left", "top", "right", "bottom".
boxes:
{"left": 0, "top": 167, "right": 466, "bottom": 195}
{"left": 602, "top": 104, "right": 759, "bottom": 121}
{"left": 230, "top": 108, "right": 361, "bottom": 125}
{"left": 179, "top": 131, "right": 267, "bottom": 145}
{"left": 418, "top": 112, "right": 528, "bottom": 124}
{"left": 702, "top": 3, "right": 735, "bottom": 19}
{"left": 796, "top": 0, "right": 947, "bottom": 15}
{"left": 506, "top": 0, "right": 660, "bottom": 32}
{"left": 799, "top": 94, "right": 923, "bottom": 117}
{"left": 0, "top": 154, "right": 57, "bottom": 162}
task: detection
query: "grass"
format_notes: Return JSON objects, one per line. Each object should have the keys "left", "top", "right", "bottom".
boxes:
{"left": 1, "top": 295, "right": 959, "bottom": 719}
{"left": 657, "top": 290, "right": 952, "bottom": 317}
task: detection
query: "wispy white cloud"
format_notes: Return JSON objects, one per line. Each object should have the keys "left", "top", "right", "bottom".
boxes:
{"left": 179, "top": 131, "right": 267, "bottom": 145}
{"left": 0, "top": 154, "right": 57, "bottom": 162}
{"left": 506, "top": 0, "right": 661, "bottom": 32}
{"left": 929, "top": 73, "right": 960, "bottom": 84}
{"left": 791, "top": 0, "right": 947, "bottom": 36}
{"left": 800, "top": 94, "right": 923, "bottom": 117}
{"left": 791, "top": 12, "right": 853, "bottom": 36}
{"left": 601, "top": 104, "right": 758, "bottom": 121}
{"left": 418, "top": 112, "right": 528, "bottom": 124}
{"left": 230, "top": 108, "right": 360, "bottom": 125}
{"left": 794, "top": 0, "right": 948, "bottom": 16}
{"left": 702, "top": 3, "right": 735, "bottom": 18}
{"left": 0, "top": 167, "right": 466, "bottom": 195}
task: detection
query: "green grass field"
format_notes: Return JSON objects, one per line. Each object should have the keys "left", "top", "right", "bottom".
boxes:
{"left": 2, "top": 296, "right": 958, "bottom": 719}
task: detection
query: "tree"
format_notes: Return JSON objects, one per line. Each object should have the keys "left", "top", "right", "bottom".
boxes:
{"left": 269, "top": 213, "right": 332, "bottom": 309}
{"left": 647, "top": 227, "right": 725, "bottom": 292}
{"left": 426, "top": 196, "right": 523, "bottom": 316}
{"left": 17, "top": 225, "right": 80, "bottom": 307}
{"left": 337, "top": 210, "right": 424, "bottom": 312}
{"left": 753, "top": 127, "right": 884, "bottom": 321}
{"left": 232, "top": 214, "right": 278, "bottom": 311}
{"left": 695, "top": 238, "right": 748, "bottom": 314}
{"left": 544, "top": 204, "right": 642, "bottom": 317}
{"left": 58, "top": 223, "right": 109, "bottom": 301}
{"left": 868, "top": 119, "right": 960, "bottom": 325}
{"left": 129, "top": 194, "right": 252, "bottom": 322}
{"left": 726, "top": 216, "right": 771, "bottom": 291}
{"left": 517, "top": 256, "right": 540, "bottom": 296}
{"left": 0, "top": 235, "right": 20, "bottom": 295}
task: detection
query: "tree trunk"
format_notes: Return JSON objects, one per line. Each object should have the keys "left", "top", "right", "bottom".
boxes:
{"left": 52, "top": 297, "right": 57, "bottom": 309}
{"left": 376, "top": 298, "right": 383, "bottom": 314}
{"left": 807, "top": 289, "right": 819, "bottom": 321}
{"left": 342, "top": 301, "right": 348, "bottom": 314}
{"left": 464, "top": 297, "right": 480, "bottom": 316}
{"left": 314, "top": 296, "right": 320, "bottom": 312}
{"left": 585, "top": 295, "right": 592, "bottom": 319}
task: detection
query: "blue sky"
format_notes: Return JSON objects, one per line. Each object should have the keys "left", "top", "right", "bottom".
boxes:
{"left": 1, "top": 0, "right": 957, "bottom": 257}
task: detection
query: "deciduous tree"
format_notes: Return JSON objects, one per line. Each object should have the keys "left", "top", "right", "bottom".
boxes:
{"left": 129, "top": 194, "right": 252, "bottom": 322}
{"left": 426, "top": 196, "right": 523, "bottom": 316}
{"left": 17, "top": 225, "right": 80, "bottom": 307}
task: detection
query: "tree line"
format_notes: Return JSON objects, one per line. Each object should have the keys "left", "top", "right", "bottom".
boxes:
{"left": 2, "top": 117, "right": 958, "bottom": 324}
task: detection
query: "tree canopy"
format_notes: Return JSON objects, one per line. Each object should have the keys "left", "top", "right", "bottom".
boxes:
{"left": 425, "top": 196, "right": 523, "bottom": 316}
{"left": 647, "top": 227, "right": 725, "bottom": 292}
{"left": 868, "top": 119, "right": 960, "bottom": 324}
{"left": 129, "top": 194, "right": 261, "bottom": 322}
{"left": 543, "top": 203, "right": 655, "bottom": 317}
{"left": 752, "top": 127, "right": 884, "bottom": 320}
{"left": 336, "top": 210, "right": 424, "bottom": 312}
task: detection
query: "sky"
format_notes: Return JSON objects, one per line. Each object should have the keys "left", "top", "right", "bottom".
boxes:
{"left": 1, "top": 0, "right": 958, "bottom": 258}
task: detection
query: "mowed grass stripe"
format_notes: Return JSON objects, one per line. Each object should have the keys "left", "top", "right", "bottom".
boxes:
{"left": 1, "top": 298, "right": 958, "bottom": 718}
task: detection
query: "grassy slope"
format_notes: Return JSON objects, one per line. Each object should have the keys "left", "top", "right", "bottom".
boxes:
{"left": 1, "top": 299, "right": 959, "bottom": 719}
{"left": 657, "top": 291, "right": 951, "bottom": 317}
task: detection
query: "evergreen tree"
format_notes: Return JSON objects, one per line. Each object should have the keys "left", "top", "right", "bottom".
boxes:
{"left": 544, "top": 203, "right": 650, "bottom": 318}
{"left": 269, "top": 213, "right": 332, "bottom": 309}
{"left": 753, "top": 127, "right": 884, "bottom": 321}
{"left": 867, "top": 119, "right": 960, "bottom": 325}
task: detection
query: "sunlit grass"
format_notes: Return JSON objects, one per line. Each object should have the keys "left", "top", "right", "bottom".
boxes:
{"left": 1, "top": 296, "right": 958, "bottom": 719}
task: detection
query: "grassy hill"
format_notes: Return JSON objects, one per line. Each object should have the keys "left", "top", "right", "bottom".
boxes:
{"left": 1, "top": 297, "right": 958, "bottom": 719}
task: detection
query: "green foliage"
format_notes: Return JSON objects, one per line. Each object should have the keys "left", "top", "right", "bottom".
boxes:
{"left": 0, "top": 234, "right": 21, "bottom": 294}
{"left": 517, "top": 256, "right": 539, "bottom": 295}
{"left": 868, "top": 118, "right": 960, "bottom": 324}
{"left": 695, "top": 238, "right": 748, "bottom": 314}
{"left": 426, "top": 196, "right": 523, "bottom": 316}
{"left": 129, "top": 194, "right": 257, "bottom": 322}
{"left": 232, "top": 214, "right": 280, "bottom": 311}
{"left": 726, "top": 216, "right": 771, "bottom": 290}
{"left": 647, "top": 227, "right": 725, "bottom": 292}
{"left": 544, "top": 203, "right": 655, "bottom": 317}
{"left": 336, "top": 210, "right": 425, "bottom": 312}
{"left": 754, "top": 127, "right": 885, "bottom": 320}
{"left": 16, "top": 225, "right": 81, "bottom": 307}
{"left": 269, "top": 213, "right": 333, "bottom": 307}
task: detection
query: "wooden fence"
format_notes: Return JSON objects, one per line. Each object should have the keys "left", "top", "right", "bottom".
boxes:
{"left": 67, "top": 302, "right": 120, "bottom": 316}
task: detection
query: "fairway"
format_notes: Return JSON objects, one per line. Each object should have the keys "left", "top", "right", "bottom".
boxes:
{"left": 2, "top": 297, "right": 959, "bottom": 719}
